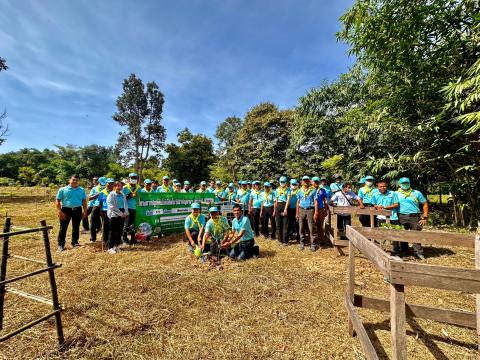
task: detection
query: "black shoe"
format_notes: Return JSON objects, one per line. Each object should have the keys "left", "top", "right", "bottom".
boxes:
{"left": 298, "top": 243, "right": 305, "bottom": 251}
{"left": 90, "top": 238, "right": 96, "bottom": 243}
{"left": 72, "top": 243, "right": 80, "bottom": 249}
{"left": 253, "top": 246, "right": 259, "bottom": 257}
{"left": 57, "top": 245, "right": 65, "bottom": 252}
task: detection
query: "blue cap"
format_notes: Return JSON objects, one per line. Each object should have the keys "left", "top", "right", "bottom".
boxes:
{"left": 173, "top": 179, "right": 178, "bottom": 183}
{"left": 209, "top": 206, "right": 219, "bottom": 213}
{"left": 279, "top": 176, "right": 287, "bottom": 183}
{"left": 191, "top": 202, "right": 200, "bottom": 209}
{"left": 399, "top": 177, "right": 410, "bottom": 184}
{"left": 144, "top": 179, "right": 152, "bottom": 184}
{"left": 264, "top": 181, "right": 271, "bottom": 187}
{"left": 365, "top": 176, "right": 374, "bottom": 181}
{"left": 290, "top": 179, "right": 298, "bottom": 185}
{"left": 228, "top": 182, "right": 234, "bottom": 188}
{"left": 359, "top": 177, "right": 366, "bottom": 184}
{"left": 200, "top": 181, "right": 207, "bottom": 185}
{"left": 312, "top": 176, "right": 320, "bottom": 182}
{"left": 239, "top": 181, "right": 246, "bottom": 185}
{"left": 253, "top": 180, "right": 261, "bottom": 185}
{"left": 247, "top": 181, "right": 251, "bottom": 184}
{"left": 129, "top": 173, "right": 138, "bottom": 178}
{"left": 216, "top": 180, "right": 222, "bottom": 185}
{"left": 184, "top": 180, "right": 190, "bottom": 185}
{"left": 302, "top": 176, "right": 310, "bottom": 181}
{"left": 162, "top": 176, "right": 169, "bottom": 180}
{"left": 98, "top": 176, "right": 107, "bottom": 186}
{"left": 334, "top": 174, "right": 342, "bottom": 180}
{"left": 106, "top": 178, "right": 115, "bottom": 183}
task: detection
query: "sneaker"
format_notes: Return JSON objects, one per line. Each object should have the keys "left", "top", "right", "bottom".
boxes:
{"left": 57, "top": 245, "right": 65, "bottom": 252}
{"left": 416, "top": 254, "right": 425, "bottom": 260}
{"left": 298, "top": 243, "right": 305, "bottom": 251}
{"left": 281, "top": 242, "right": 288, "bottom": 247}
{"left": 107, "top": 248, "right": 116, "bottom": 254}
{"left": 72, "top": 243, "right": 80, "bottom": 249}
{"left": 310, "top": 245, "right": 318, "bottom": 252}
{"left": 114, "top": 246, "right": 120, "bottom": 252}
{"left": 89, "top": 238, "right": 96, "bottom": 243}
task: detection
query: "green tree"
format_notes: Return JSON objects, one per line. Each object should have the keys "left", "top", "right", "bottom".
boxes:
{"left": 164, "top": 128, "right": 215, "bottom": 184}
{"left": 18, "top": 166, "right": 36, "bottom": 185}
{"left": 214, "top": 116, "right": 243, "bottom": 180}
{"left": 113, "top": 74, "right": 166, "bottom": 179}
{"left": 0, "top": 57, "right": 6, "bottom": 72}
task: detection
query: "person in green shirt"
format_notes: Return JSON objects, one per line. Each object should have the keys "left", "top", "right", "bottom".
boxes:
{"left": 202, "top": 206, "right": 230, "bottom": 258}
{"left": 184, "top": 203, "right": 206, "bottom": 253}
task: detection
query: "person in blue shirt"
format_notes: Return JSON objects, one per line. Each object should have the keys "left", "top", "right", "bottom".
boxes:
{"left": 225, "top": 183, "right": 237, "bottom": 203}
{"left": 87, "top": 176, "right": 106, "bottom": 243}
{"left": 106, "top": 181, "right": 128, "bottom": 254}
{"left": 82, "top": 176, "right": 99, "bottom": 232}
{"left": 395, "top": 177, "right": 429, "bottom": 259}
{"left": 320, "top": 176, "right": 332, "bottom": 201}
{"left": 184, "top": 203, "right": 206, "bottom": 253}
{"left": 260, "top": 182, "right": 276, "bottom": 239}
{"left": 98, "top": 178, "right": 114, "bottom": 246}
{"left": 330, "top": 174, "right": 344, "bottom": 195}
{"left": 182, "top": 181, "right": 194, "bottom": 193}
{"left": 358, "top": 177, "right": 366, "bottom": 189}
{"left": 313, "top": 183, "right": 329, "bottom": 245}
{"left": 197, "top": 181, "right": 208, "bottom": 193}
{"left": 373, "top": 181, "right": 399, "bottom": 253}
{"left": 222, "top": 204, "right": 259, "bottom": 260}
{"left": 206, "top": 180, "right": 216, "bottom": 193}
{"left": 287, "top": 179, "right": 300, "bottom": 243}
{"left": 235, "top": 181, "right": 251, "bottom": 215}
{"left": 296, "top": 176, "right": 318, "bottom": 252}
{"left": 152, "top": 180, "right": 159, "bottom": 192}
{"left": 122, "top": 173, "right": 140, "bottom": 245}
{"left": 358, "top": 175, "right": 379, "bottom": 227}
{"left": 202, "top": 206, "right": 230, "bottom": 256}
{"left": 140, "top": 179, "right": 154, "bottom": 192}
{"left": 274, "top": 176, "right": 291, "bottom": 245}
{"left": 55, "top": 174, "right": 88, "bottom": 251}
{"left": 158, "top": 176, "right": 173, "bottom": 193}
{"left": 214, "top": 181, "right": 225, "bottom": 202}
{"left": 248, "top": 180, "right": 263, "bottom": 236}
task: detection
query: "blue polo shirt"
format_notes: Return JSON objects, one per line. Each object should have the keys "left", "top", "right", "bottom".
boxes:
{"left": 98, "top": 189, "right": 110, "bottom": 212}
{"left": 113, "top": 192, "right": 125, "bottom": 209}
{"left": 184, "top": 213, "right": 206, "bottom": 232}
{"left": 372, "top": 190, "right": 399, "bottom": 221}
{"left": 88, "top": 185, "right": 103, "bottom": 207}
{"left": 122, "top": 184, "right": 141, "bottom": 210}
{"left": 275, "top": 186, "right": 291, "bottom": 203}
{"left": 214, "top": 188, "right": 225, "bottom": 202}
{"left": 205, "top": 216, "right": 229, "bottom": 242}
{"left": 320, "top": 185, "right": 332, "bottom": 201}
{"left": 330, "top": 183, "right": 343, "bottom": 193}
{"left": 56, "top": 185, "right": 86, "bottom": 208}
{"left": 315, "top": 188, "right": 327, "bottom": 209}
{"left": 262, "top": 190, "right": 276, "bottom": 207}
{"left": 236, "top": 189, "right": 250, "bottom": 207}
{"left": 289, "top": 188, "right": 300, "bottom": 209}
{"left": 225, "top": 190, "right": 237, "bottom": 204}
{"left": 232, "top": 216, "right": 255, "bottom": 241}
{"left": 358, "top": 186, "right": 378, "bottom": 205}
{"left": 250, "top": 190, "right": 263, "bottom": 209}
{"left": 206, "top": 187, "right": 215, "bottom": 194}
{"left": 297, "top": 186, "right": 317, "bottom": 209}
{"left": 396, "top": 189, "right": 427, "bottom": 215}
{"left": 157, "top": 185, "right": 173, "bottom": 193}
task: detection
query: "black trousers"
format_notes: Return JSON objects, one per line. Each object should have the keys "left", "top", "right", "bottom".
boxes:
{"left": 82, "top": 206, "right": 93, "bottom": 231}
{"left": 57, "top": 207, "right": 83, "bottom": 247}
{"left": 90, "top": 206, "right": 101, "bottom": 241}
{"left": 122, "top": 209, "right": 136, "bottom": 244}
{"left": 101, "top": 211, "right": 109, "bottom": 244}
{"left": 251, "top": 208, "right": 261, "bottom": 236}
{"left": 337, "top": 215, "right": 351, "bottom": 231}
{"left": 398, "top": 214, "right": 423, "bottom": 255}
{"left": 187, "top": 230, "right": 200, "bottom": 246}
{"left": 109, "top": 216, "right": 125, "bottom": 249}
{"left": 275, "top": 202, "right": 288, "bottom": 244}
{"left": 287, "top": 207, "right": 299, "bottom": 241}
{"left": 262, "top": 206, "right": 276, "bottom": 238}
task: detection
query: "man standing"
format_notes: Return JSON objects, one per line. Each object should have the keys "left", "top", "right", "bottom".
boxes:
{"left": 330, "top": 182, "right": 364, "bottom": 238}
{"left": 184, "top": 203, "right": 206, "bottom": 253}
{"left": 287, "top": 179, "right": 300, "bottom": 243}
{"left": 197, "top": 181, "right": 208, "bottom": 193}
{"left": 330, "top": 174, "right": 343, "bottom": 194}
{"left": 140, "top": 179, "right": 154, "bottom": 192}
{"left": 214, "top": 181, "right": 225, "bottom": 202}
{"left": 82, "top": 176, "right": 99, "bottom": 232}
{"left": 207, "top": 180, "right": 216, "bottom": 193}
{"left": 396, "top": 177, "right": 428, "bottom": 259}
{"left": 274, "top": 176, "right": 291, "bottom": 246}
{"left": 122, "top": 172, "right": 140, "bottom": 245}
{"left": 235, "top": 181, "right": 250, "bottom": 216}
{"left": 296, "top": 176, "right": 318, "bottom": 251}
{"left": 152, "top": 180, "right": 159, "bottom": 192}
{"left": 223, "top": 204, "right": 258, "bottom": 260}
{"left": 98, "top": 178, "right": 114, "bottom": 246}
{"left": 260, "top": 181, "right": 276, "bottom": 239}
{"left": 373, "top": 180, "right": 400, "bottom": 251}
{"left": 87, "top": 176, "right": 106, "bottom": 242}
{"left": 313, "top": 183, "right": 329, "bottom": 245}
{"left": 55, "top": 175, "right": 87, "bottom": 252}
{"left": 248, "top": 180, "right": 263, "bottom": 237}
{"left": 158, "top": 176, "right": 173, "bottom": 193}
{"left": 182, "top": 181, "right": 193, "bottom": 193}
{"left": 358, "top": 176, "right": 378, "bottom": 227}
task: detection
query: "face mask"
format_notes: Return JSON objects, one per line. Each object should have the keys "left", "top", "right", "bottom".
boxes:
{"left": 130, "top": 179, "right": 137, "bottom": 185}
{"left": 366, "top": 181, "right": 373, "bottom": 187}
{"left": 400, "top": 184, "right": 410, "bottom": 190}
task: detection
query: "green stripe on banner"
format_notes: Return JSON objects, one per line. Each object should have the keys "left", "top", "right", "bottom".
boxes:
{"left": 135, "top": 192, "right": 215, "bottom": 239}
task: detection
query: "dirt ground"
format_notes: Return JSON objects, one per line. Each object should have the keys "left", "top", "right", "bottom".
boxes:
{"left": 0, "top": 187, "right": 477, "bottom": 359}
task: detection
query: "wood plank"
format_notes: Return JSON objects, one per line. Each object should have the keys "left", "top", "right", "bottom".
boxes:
{"left": 330, "top": 206, "right": 391, "bottom": 216}
{"left": 356, "top": 227, "right": 474, "bottom": 248}
{"left": 390, "top": 284, "right": 407, "bottom": 360}
{"left": 346, "top": 226, "right": 392, "bottom": 277}
{"left": 354, "top": 294, "right": 476, "bottom": 328}
{"left": 348, "top": 242, "right": 356, "bottom": 336}
{"left": 344, "top": 293, "right": 379, "bottom": 360}
{"left": 475, "top": 221, "right": 480, "bottom": 352}
{"left": 334, "top": 239, "right": 349, "bottom": 247}
{"left": 390, "top": 261, "right": 480, "bottom": 293}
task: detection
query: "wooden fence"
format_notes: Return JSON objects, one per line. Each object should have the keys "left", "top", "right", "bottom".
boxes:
{"left": 345, "top": 225, "right": 479, "bottom": 359}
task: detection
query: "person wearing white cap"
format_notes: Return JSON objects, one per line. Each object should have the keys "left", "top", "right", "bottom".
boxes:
{"left": 260, "top": 181, "right": 276, "bottom": 239}
{"left": 296, "top": 176, "right": 318, "bottom": 251}
{"left": 197, "top": 181, "right": 208, "bottom": 193}
{"left": 214, "top": 181, "right": 225, "bottom": 202}
{"left": 235, "top": 181, "right": 250, "bottom": 216}
{"left": 202, "top": 206, "right": 230, "bottom": 256}
{"left": 330, "top": 174, "right": 344, "bottom": 195}
{"left": 158, "top": 176, "right": 173, "bottom": 193}
{"left": 173, "top": 182, "right": 182, "bottom": 192}
{"left": 274, "top": 176, "right": 291, "bottom": 245}
{"left": 182, "top": 181, "right": 193, "bottom": 193}
{"left": 248, "top": 181, "right": 263, "bottom": 236}
{"left": 87, "top": 176, "right": 106, "bottom": 242}
{"left": 140, "top": 179, "right": 154, "bottom": 193}
{"left": 122, "top": 172, "right": 140, "bottom": 245}
{"left": 185, "top": 203, "right": 206, "bottom": 252}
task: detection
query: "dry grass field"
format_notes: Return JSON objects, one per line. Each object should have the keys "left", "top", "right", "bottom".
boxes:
{"left": 0, "top": 187, "right": 477, "bottom": 359}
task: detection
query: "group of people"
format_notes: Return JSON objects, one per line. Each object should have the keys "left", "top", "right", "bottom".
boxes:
{"left": 55, "top": 172, "right": 429, "bottom": 259}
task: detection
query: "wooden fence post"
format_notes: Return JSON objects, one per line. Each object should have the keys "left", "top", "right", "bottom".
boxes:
{"left": 390, "top": 283, "right": 407, "bottom": 360}
{"left": 348, "top": 240, "right": 356, "bottom": 336}
{"left": 475, "top": 221, "right": 480, "bottom": 354}
{"left": 0, "top": 217, "right": 11, "bottom": 330}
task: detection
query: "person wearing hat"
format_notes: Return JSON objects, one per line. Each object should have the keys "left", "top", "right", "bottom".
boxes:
{"left": 207, "top": 180, "right": 216, "bottom": 193}
{"left": 87, "top": 176, "right": 106, "bottom": 243}
{"left": 248, "top": 180, "right": 263, "bottom": 236}
{"left": 202, "top": 206, "right": 230, "bottom": 256}
{"left": 313, "top": 177, "right": 329, "bottom": 245}
{"left": 358, "top": 177, "right": 366, "bottom": 189}
{"left": 320, "top": 176, "right": 332, "bottom": 201}
{"left": 158, "top": 176, "right": 173, "bottom": 193}
{"left": 98, "top": 178, "right": 114, "bottom": 246}
{"left": 225, "top": 183, "right": 237, "bottom": 203}
{"left": 185, "top": 202, "right": 206, "bottom": 253}
{"left": 287, "top": 179, "right": 300, "bottom": 242}
{"left": 197, "top": 181, "right": 208, "bottom": 193}
{"left": 174, "top": 181, "right": 182, "bottom": 192}
{"left": 106, "top": 181, "right": 128, "bottom": 254}
{"left": 274, "top": 176, "right": 291, "bottom": 245}
{"left": 395, "top": 177, "right": 428, "bottom": 259}
{"left": 140, "top": 179, "right": 154, "bottom": 193}
{"left": 181, "top": 180, "right": 193, "bottom": 193}
{"left": 235, "top": 181, "right": 251, "bottom": 216}
{"left": 358, "top": 176, "right": 379, "bottom": 227}
{"left": 55, "top": 174, "right": 88, "bottom": 251}
{"left": 82, "top": 176, "right": 99, "bottom": 232}
{"left": 152, "top": 180, "right": 159, "bottom": 192}
{"left": 330, "top": 174, "right": 344, "bottom": 194}
{"left": 330, "top": 182, "right": 363, "bottom": 239}
{"left": 247, "top": 181, "right": 252, "bottom": 191}
{"left": 214, "top": 181, "right": 225, "bottom": 202}
{"left": 373, "top": 179, "right": 399, "bottom": 236}
{"left": 122, "top": 172, "right": 140, "bottom": 245}
{"left": 222, "top": 204, "right": 259, "bottom": 260}
{"left": 296, "top": 176, "right": 318, "bottom": 251}
{"left": 260, "top": 181, "right": 276, "bottom": 239}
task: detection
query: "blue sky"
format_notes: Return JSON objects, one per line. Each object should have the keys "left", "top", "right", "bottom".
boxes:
{"left": 0, "top": 0, "right": 354, "bottom": 153}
